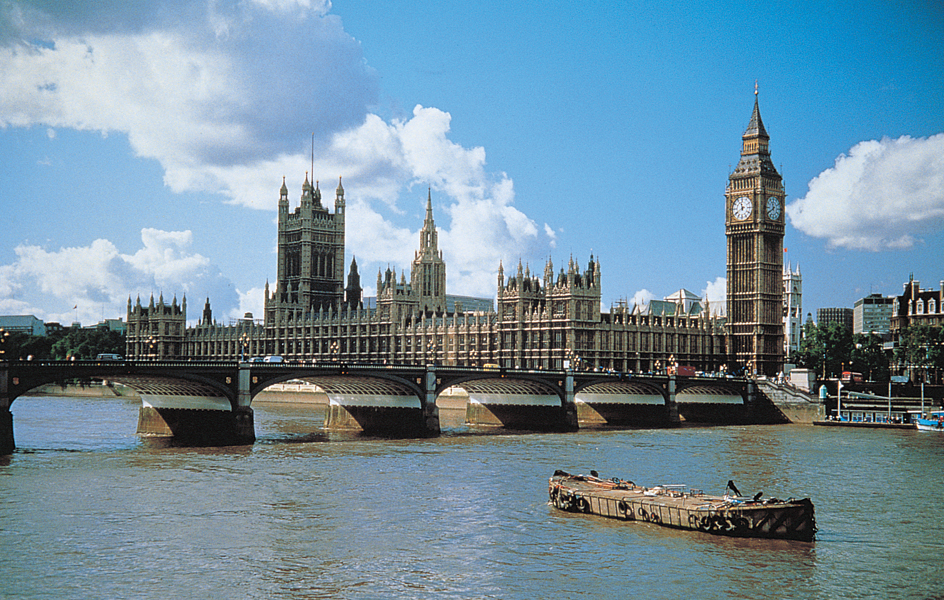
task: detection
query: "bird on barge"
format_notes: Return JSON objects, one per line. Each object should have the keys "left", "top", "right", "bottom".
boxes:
{"left": 548, "top": 470, "right": 816, "bottom": 542}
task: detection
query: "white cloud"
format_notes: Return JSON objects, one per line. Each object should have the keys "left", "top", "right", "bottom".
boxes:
{"left": 0, "top": 1, "right": 555, "bottom": 317}
{"left": 631, "top": 289, "right": 655, "bottom": 309}
{"left": 0, "top": 229, "right": 236, "bottom": 326}
{"left": 786, "top": 134, "right": 944, "bottom": 250}
{"left": 0, "top": 1, "right": 378, "bottom": 174}
{"left": 702, "top": 277, "right": 726, "bottom": 316}
{"left": 230, "top": 287, "right": 267, "bottom": 323}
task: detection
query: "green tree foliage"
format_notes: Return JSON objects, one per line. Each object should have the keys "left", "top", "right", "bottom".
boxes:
{"left": 850, "top": 333, "right": 890, "bottom": 382}
{"left": 895, "top": 325, "right": 944, "bottom": 381}
{"left": 50, "top": 328, "right": 125, "bottom": 360}
{"left": 0, "top": 330, "right": 55, "bottom": 361}
{"left": 0, "top": 327, "right": 125, "bottom": 361}
{"left": 792, "top": 321, "right": 853, "bottom": 378}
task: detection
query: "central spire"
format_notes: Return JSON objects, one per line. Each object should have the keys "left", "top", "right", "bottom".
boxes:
{"left": 743, "top": 82, "right": 769, "bottom": 140}
{"left": 419, "top": 188, "right": 438, "bottom": 256}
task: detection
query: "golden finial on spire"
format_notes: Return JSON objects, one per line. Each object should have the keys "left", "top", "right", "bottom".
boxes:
{"left": 755, "top": 80, "right": 758, "bottom": 96}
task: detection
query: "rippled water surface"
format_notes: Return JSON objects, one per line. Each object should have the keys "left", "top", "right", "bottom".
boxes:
{"left": 2, "top": 396, "right": 943, "bottom": 599}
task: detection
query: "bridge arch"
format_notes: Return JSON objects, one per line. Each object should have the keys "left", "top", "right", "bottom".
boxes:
{"left": 675, "top": 380, "right": 748, "bottom": 423}
{"left": 571, "top": 378, "right": 673, "bottom": 427}
{"left": 245, "top": 366, "right": 432, "bottom": 436}
{"left": 439, "top": 374, "right": 570, "bottom": 431}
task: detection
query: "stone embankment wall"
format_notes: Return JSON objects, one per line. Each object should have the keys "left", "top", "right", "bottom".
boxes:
{"left": 756, "top": 380, "right": 824, "bottom": 424}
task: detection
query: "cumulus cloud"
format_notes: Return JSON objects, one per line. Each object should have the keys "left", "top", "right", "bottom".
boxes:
{"left": 0, "top": 2, "right": 375, "bottom": 172}
{"left": 786, "top": 134, "right": 944, "bottom": 250}
{"left": 0, "top": 229, "right": 236, "bottom": 325}
{"left": 631, "top": 289, "right": 655, "bottom": 309}
{"left": 702, "top": 277, "right": 726, "bottom": 316}
{"left": 0, "top": 1, "right": 555, "bottom": 317}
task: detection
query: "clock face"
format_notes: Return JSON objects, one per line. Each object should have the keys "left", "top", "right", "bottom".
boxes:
{"left": 766, "top": 197, "right": 781, "bottom": 220}
{"left": 732, "top": 196, "right": 752, "bottom": 220}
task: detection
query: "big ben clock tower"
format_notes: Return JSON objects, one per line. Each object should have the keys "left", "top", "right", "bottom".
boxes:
{"left": 725, "top": 85, "right": 785, "bottom": 377}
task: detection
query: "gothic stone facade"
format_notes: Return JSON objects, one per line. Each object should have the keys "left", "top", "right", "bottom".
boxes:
{"left": 128, "top": 180, "right": 727, "bottom": 372}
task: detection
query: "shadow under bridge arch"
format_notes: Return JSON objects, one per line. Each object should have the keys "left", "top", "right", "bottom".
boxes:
{"left": 574, "top": 379, "right": 673, "bottom": 427}
{"left": 453, "top": 376, "right": 571, "bottom": 431}
{"left": 111, "top": 373, "right": 245, "bottom": 443}
{"left": 675, "top": 381, "right": 747, "bottom": 424}
{"left": 284, "top": 374, "right": 430, "bottom": 437}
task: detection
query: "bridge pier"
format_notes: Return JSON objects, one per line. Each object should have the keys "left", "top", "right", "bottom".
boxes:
{"left": 423, "top": 367, "right": 441, "bottom": 435}
{"left": 137, "top": 405, "right": 255, "bottom": 445}
{"left": 563, "top": 372, "right": 578, "bottom": 429}
{"left": 0, "top": 367, "right": 12, "bottom": 455}
{"left": 0, "top": 409, "right": 13, "bottom": 456}
{"left": 667, "top": 376, "right": 680, "bottom": 424}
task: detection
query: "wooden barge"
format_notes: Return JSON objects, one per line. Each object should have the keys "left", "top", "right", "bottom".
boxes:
{"left": 548, "top": 470, "right": 816, "bottom": 542}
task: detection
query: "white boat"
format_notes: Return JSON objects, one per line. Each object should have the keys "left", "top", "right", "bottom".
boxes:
{"left": 915, "top": 410, "right": 944, "bottom": 432}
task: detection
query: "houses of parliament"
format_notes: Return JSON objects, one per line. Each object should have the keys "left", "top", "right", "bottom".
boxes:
{"left": 126, "top": 93, "right": 785, "bottom": 376}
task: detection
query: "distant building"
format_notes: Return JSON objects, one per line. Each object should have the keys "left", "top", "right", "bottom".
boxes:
{"left": 853, "top": 294, "right": 893, "bottom": 335}
{"left": 0, "top": 315, "right": 46, "bottom": 336}
{"left": 817, "top": 307, "right": 853, "bottom": 331}
{"left": 634, "top": 289, "right": 707, "bottom": 318}
{"left": 783, "top": 262, "right": 802, "bottom": 357}
{"left": 891, "top": 277, "right": 944, "bottom": 331}
{"left": 84, "top": 318, "right": 126, "bottom": 335}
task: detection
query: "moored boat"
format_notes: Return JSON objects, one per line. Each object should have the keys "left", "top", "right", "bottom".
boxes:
{"left": 915, "top": 411, "right": 944, "bottom": 432}
{"left": 548, "top": 470, "right": 816, "bottom": 542}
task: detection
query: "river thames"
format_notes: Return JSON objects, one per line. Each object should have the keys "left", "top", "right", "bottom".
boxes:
{"left": 2, "top": 395, "right": 942, "bottom": 599}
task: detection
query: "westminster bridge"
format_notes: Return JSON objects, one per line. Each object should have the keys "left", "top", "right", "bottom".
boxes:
{"left": 0, "top": 360, "right": 788, "bottom": 454}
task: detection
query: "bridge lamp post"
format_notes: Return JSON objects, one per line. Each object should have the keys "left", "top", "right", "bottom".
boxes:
{"left": 565, "top": 349, "right": 580, "bottom": 371}
{"left": 146, "top": 336, "right": 156, "bottom": 361}
{"left": 427, "top": 340, "right": 437, "bottom": 366}
{"left": 239, "top": 333, "right": 250, "bottom": 363}
{"left": 330, "top": 341, "right": 339, "bottom": 362}
{"left": 0, "top": 328, "right": 8, "bottom": 360}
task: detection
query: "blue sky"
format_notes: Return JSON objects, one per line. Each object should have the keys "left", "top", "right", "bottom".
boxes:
{"left": 1, "top": 0, "right": 942, "bottom": 327}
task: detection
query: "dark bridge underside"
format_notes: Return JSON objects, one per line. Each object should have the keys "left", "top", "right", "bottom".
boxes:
{"left": 283, "top": 375, "right": 430, "bottom": 436}
{"left": 457, "top": 378, "right": 571, "bottom": 430}
{"left": 575, "top": 380, "right": 671, "bottom": 426}
{"left": 119, "top": 376, "right": 240, "bottom": 442}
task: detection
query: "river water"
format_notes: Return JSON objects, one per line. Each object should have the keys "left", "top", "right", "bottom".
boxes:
{"left": 2, "top": 395, "right": 943, "bottom": 600}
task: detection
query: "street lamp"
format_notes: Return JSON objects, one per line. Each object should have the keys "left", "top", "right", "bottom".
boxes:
{"left": 146, "top": 335, "right": 157, "bottom": 361}
{"left": 239, "top": 333, "right": 250, "bottom": 362}
{"left": 0, "top": 327, "right": 9, "bottom": 360}
{"left": 330, "top": 341, "right": 339, "bottom": 362}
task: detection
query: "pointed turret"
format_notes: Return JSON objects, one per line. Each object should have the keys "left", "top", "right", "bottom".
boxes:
{"left": 313, "top": 179, "right": 322, "bottom": 208}
{"left": 345, "top": 256, "right": 362, "bottom": 309}
{"left": 335, "top": 176, "right": 345, "bottom": 214}
{"left": 301, "top": 172, "right": 312, "bottom": 207}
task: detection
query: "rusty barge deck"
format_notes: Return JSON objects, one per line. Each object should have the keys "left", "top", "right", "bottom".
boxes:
{"left": 548, "top": 471, "right": 816, "bottom": 542}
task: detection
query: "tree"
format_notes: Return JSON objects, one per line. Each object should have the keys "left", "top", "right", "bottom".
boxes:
{"left": 895, "top": 325, "right": 944, "bottom": 383}
{"left": 791, "top": 321, "right": 856, "bottom": 379}
{"left": 50, "top": 328, "right": 125, "bottom": 360}
{"left": 850, "top": 333, "right": 889, "bottom": 382}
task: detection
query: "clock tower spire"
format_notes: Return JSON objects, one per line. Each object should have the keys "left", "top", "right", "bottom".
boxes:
{"left": 725, "top": 85, "right": 785, "bottom": 377}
